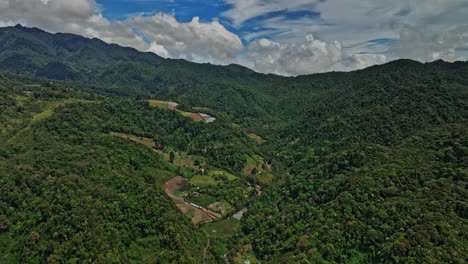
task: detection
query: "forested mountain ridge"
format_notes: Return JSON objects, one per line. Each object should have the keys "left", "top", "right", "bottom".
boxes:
{"left": 1, "top": 25, "right": 467, "bottom": 129}
{"left": 0, "top": 25, "right": 467, "bottom": 263}
{"left": 1, "top": 25, "right": 467, "bottom": 128}
{"left": 0, "top": 25, "right": 276, "bottom": 123}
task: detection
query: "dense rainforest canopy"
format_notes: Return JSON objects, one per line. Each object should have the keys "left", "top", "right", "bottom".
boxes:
{"left": 0, "top": 25, "right": 466, "bottom": 263}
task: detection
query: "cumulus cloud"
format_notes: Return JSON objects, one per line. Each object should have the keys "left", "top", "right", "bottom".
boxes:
{"left": 0, "top": 0, "right": 466, "bottom": 76}
{"left": 147, "top": 42, "right": 170, "bottom": 58}
{"left": 0, "top": 0, "right": 242, "bottom": 64}
{"left": 224, "top": 0, "right": 468, "bottom": 75}
{"left": 335, "top": 54, "right": 388, "bottom": 72}
{"left": 245, "top": 33, "right": 386, "bottom": 76}
{"left": 247, "top": 34, "right": 342, "bottom": 75}
{"left": 302, "top": 0, "right": 468, "bottom": 56}
{"left": 127, "top": 15, "right": 243, "bottom": 63}
{"left": 393, "top": 25, "right": 468, "bottom": 62}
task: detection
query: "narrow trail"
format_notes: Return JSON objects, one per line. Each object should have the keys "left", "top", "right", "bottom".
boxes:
{"left": 203, "top": 239, "right": 211, "bottom": 264}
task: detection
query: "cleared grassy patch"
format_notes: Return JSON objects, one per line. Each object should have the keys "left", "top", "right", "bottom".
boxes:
{"left": 190, "top": 175, "right": 218, "bottom": 186}
{"left": 32, "top": 99, "right": 88, "bottom": 122}
{"left": 245, "top": 156, "right": 257, "bottom": 170}
{"left": 14, "top": 95, "right": 30, "bottom": 106}
{"left": 140, "top": 167, "right": 177, "bottom": 184}
{"left": 243, "top": 155, "right": 274, "bottom": 183}
{"left": 147, "top": 100, "right": 169, "bottom": 109}
{"left": 209, "top": 171, "right": 237, "bottom": 181}
{"left": 201, "top": 218, "right": 240, "bottom": 239}
{"left": 190, "top": 171, "right": 237, "bottom": 187}
{"left": 207, "top": 201, "right": 232, "bottom": 215}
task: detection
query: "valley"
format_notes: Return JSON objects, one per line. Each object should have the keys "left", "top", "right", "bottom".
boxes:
{"left": 111, "top": 130, "right": 265, "bottom": 228}
{"left": 0, "top": 25, "right": 466, "bottom": 264}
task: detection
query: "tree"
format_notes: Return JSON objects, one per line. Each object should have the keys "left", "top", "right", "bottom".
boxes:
{"left": 169, "top": 151, "right": 175, "bottom": 163}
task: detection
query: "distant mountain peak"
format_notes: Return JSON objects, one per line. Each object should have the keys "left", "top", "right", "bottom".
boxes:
{"left": 10, "top": 24, "right": 45, "bottom": 34}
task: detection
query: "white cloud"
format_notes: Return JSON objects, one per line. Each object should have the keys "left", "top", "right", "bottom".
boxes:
{"left": 147, "top": 42, "right": 170, "bottom": 58}
{"left": 0, "top": 0, "right": 466, "bottom": 76}
{"left": 247, "top": 34, "right": 341, "bottom": 76}
{"left": 224, "top": 0, "right": 468, "bottom": 75}
{"left": 223, "top": 0, "right": 318, "bottom": 27}
{"left": 335, "top": 54, "right": 388, "bottom": 72}
{"left": 392, "top": 25, "right": 468, "bottom": 62}
{"left": 127, "top": 15, "right": 243, "bottom": 63}
{"left": 245, "top": 33, "right": 385, "bottom": 76}
{"left": 314, "top": 0, "right": 468, "bottom": 45}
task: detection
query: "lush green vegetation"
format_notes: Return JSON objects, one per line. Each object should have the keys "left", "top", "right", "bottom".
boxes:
{"left": 0, "top": 25, "right": 467, "bottom": 263}
{"left": 189, "top": 195, "right": 218, "bottom": 208}
{"left": 0, "top": 74, "right": 260, "bottom": 263}
{"left": 243, "top": 123, "right": 467, "bottom": 263}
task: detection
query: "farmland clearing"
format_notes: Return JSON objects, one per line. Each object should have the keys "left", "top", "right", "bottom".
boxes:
{"left": 243, "top": 155, "right": 273, "bottom": 183}
{"left": 111, "top": 132, "right": 206, "bottom": 173}
{"left": 190, "top": 171, "right": 237, "bottom": 187}
{"left": 147, "top": 99, "right": 216, "bottom": 123}
{"left": 202, "top": 218, "right": 240, "bottom": 239}
{"left": 111, "top": 132, "right": 158, "bottom": 149}
{"left": 164, "top": 176, "right": 222, "bottom": 225}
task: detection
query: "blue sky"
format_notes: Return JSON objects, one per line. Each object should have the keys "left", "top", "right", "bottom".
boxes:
{"left": 0, "top": 0, "right": 467, "bottom": 76}
{"left": 97, "top": 0, "right": 246, "bottom": 42}
{"left": 98, "top": 0, "right": 227, "bottom": 22}
{"left": 96, "top": 0, "right": 322, "bottom": 41}
{"left": 95, "top": 0, "right": 323, "bottom": 45}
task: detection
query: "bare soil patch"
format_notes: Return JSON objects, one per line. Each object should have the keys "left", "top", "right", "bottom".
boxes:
{"left": 164, "top": 176, "right": 222, "bottom": 225}
{"left": 164, "top": 176, "right": 188, "bottom": 196}
{"left": 147, "top": 99, "right": 214, "bottom": 122}
{"left": 179, "top": 111, "right": 204, "bottom": 122}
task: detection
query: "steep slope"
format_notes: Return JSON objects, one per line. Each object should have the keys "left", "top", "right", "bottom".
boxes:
{"left": 237, "top": 62, "right": 468, "bottom": 263}
{"left": 0, "top": 73, "right": 262, "bottom": 263}
{"left": 244, "top": 123, "right": 467, "bottom": 263}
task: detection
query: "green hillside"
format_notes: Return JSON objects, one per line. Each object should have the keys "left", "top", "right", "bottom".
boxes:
{"left": 0, "top": 26, "right": 466, "bottom": 263}
{"left": 0, "top": 74, "right": 262, "bottom": 263}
